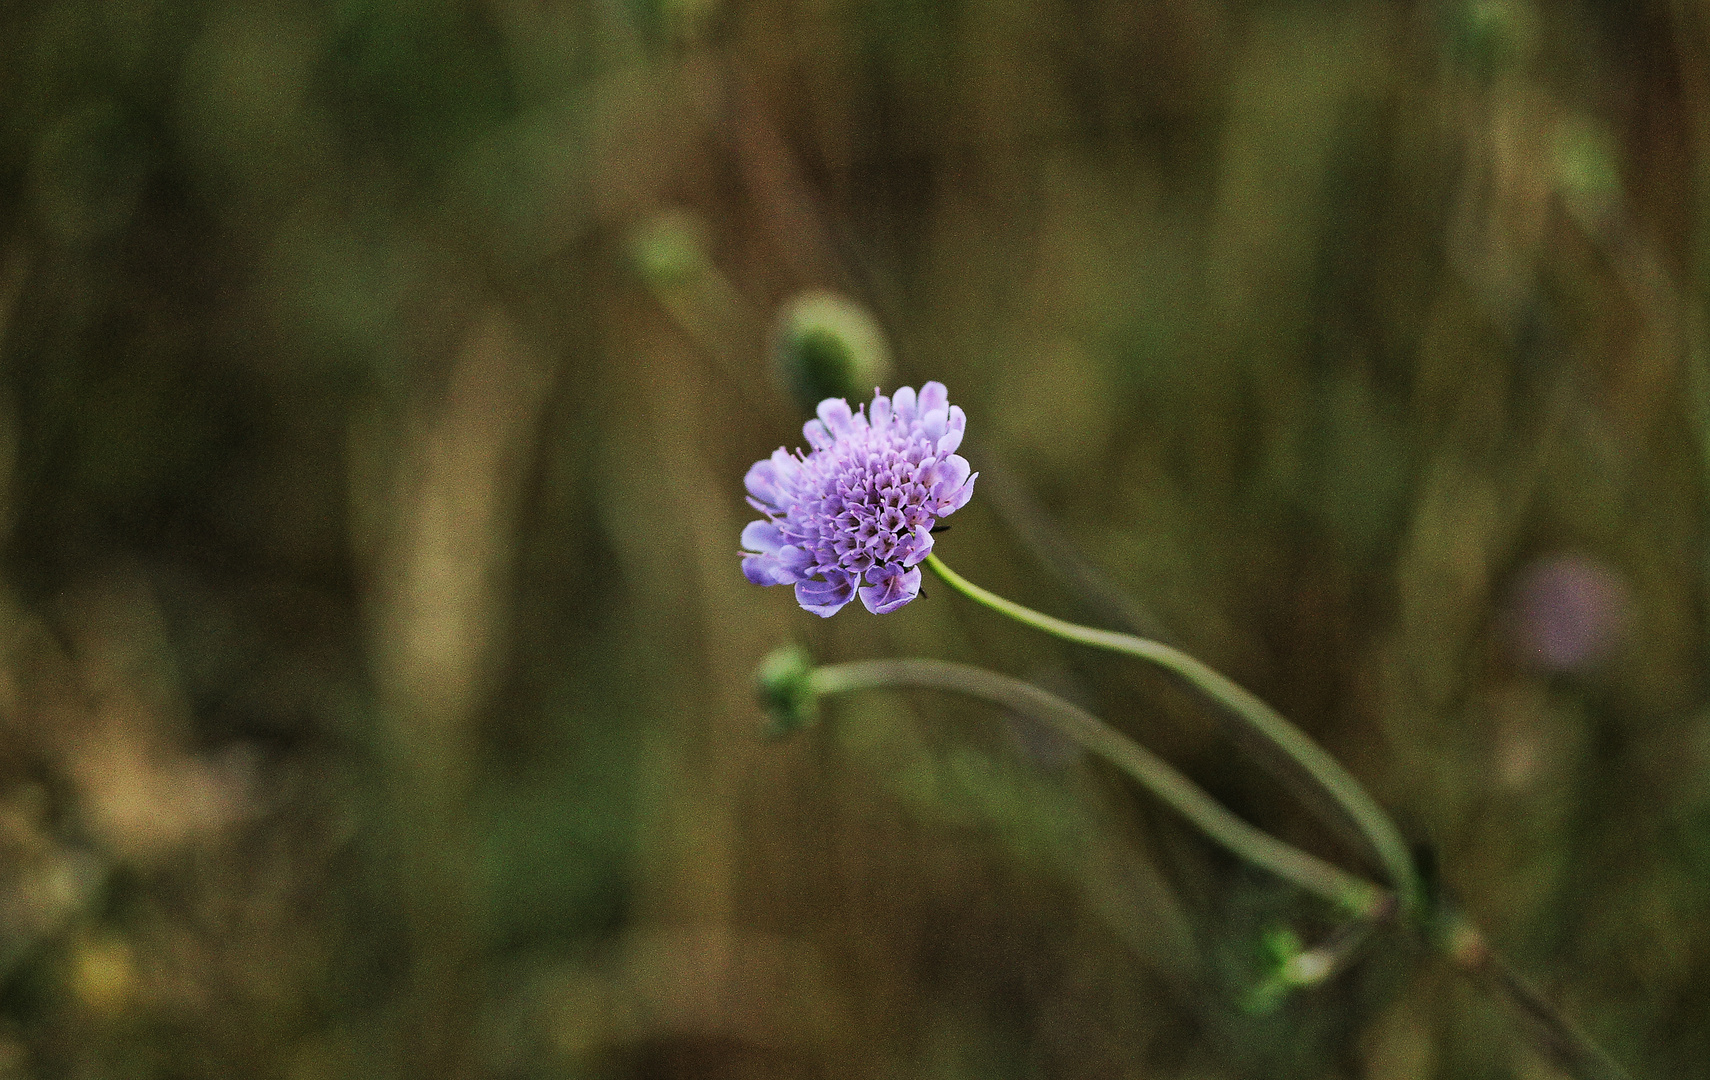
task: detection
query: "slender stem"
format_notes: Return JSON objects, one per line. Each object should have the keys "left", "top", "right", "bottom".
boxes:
{"left": 923, "top": 553, "right": 1424, "bottom": 922}
{"left": 915, "top": 556, "right": 1634, "bottom": 1079}
{"left": 810, "top": 657, "right": 1392, "bottom": 918}
{"left": 1283, "top": 902, "right": 1391, "bottom": 987}
{"left": 1439, "top": 913, "right": 1634, "bottom": 1080}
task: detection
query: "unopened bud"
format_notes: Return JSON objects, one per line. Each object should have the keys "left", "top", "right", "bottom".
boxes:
{"left": 1445, "top": 0, "right": 1538, "bottom": 79}
{"left": 627, "top": 210, "right": 711, "bottom": 289}
{"left": 772, "top": 291, "right": 893, "bottom": 413}
{"left": 756, "top": 645, "right": 820, "bottom": 738}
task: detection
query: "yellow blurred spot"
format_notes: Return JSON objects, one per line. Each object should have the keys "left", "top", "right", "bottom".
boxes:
{"left": 69, "top": 935, "right": 138, "bottom": 1016}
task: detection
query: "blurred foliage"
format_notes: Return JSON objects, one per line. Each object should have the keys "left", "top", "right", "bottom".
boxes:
{"left": 1, "top": 0, "right": 1709, "bottom": 1078}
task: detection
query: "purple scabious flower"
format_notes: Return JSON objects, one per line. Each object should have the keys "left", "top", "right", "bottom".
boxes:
{"left": 742, "top": 382, "right": 977, "bottom": 616}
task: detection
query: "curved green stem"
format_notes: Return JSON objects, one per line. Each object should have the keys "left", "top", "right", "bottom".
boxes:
{"left": 810, "top": 657, "right": 1392, "bottom": 918}
{"left": 923, "top": 553, "right": 1423, "bottom": 922}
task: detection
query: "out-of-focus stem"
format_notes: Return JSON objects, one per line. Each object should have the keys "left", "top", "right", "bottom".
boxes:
{"left": 1439, "top": 912, "right": 1634, "bottom": 1080}
{"left": 369, "top": 315, "right": 549, "bottom": 1080}
{"left": 923, "top": 553, "right": 1424, "bottom": 922}
{"left": 809, "top": 657, "right": 1391, "bottom": 918}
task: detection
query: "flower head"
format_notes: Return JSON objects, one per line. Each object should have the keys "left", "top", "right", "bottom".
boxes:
{"left": 1508, "top": 553, "right": 1631, "bottom": 672}
{"left": 742, "top": 382, "right": 977, "bottom": 616}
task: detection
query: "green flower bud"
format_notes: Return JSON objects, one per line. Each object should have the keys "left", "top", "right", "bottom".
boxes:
{"left": 1444, "top": 0, "right": 1537, "bottom": 79}
{"left": 627, "top": 210, "right": 711, "bottom": 289}
{"left": 755, "top": 644, "right": 820, "bottom": 738}
{"left": 772, "top": 291, "right": 893, "bottom": 414}
{"left": 1554, "top": 118, "right": 1621, "bottom": 228}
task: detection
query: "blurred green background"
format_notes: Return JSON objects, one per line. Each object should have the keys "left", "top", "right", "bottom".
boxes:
{"left": 1, "top": 0, "right": 1708, "bottom": 1077}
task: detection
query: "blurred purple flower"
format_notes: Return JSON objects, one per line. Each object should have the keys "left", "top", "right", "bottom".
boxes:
{"left": 1509, "top": 553, "right": 1631, "bottom": 672}
{"left": 741, "top": 382, "right": 977, "bottom": 616}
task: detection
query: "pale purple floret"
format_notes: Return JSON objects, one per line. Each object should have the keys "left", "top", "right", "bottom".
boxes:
{"left": 741, "top": 382, "right": 977, "bottom": 616}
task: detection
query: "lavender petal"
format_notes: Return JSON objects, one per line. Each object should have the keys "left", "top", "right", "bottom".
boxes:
{"left": 859, "top": 563, "right": 922, "bottom": 614}
{"left": 796, "top": 571, "right": 856, "bottom": 617}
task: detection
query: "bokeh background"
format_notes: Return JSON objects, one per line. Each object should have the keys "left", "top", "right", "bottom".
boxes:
{"left": 2, "top": 0, "right": 1708, "bottom": 1077}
